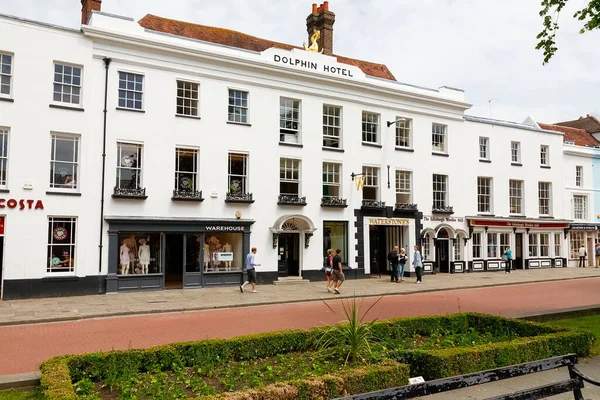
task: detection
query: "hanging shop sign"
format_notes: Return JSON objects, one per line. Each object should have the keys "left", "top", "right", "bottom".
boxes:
{"left": 205, "top": 226, "right": 245, "bottom": 232}
{"left": 0, "top": 198, "right": 44, "bottom": 210}
{"left": 368, "top": 218, "right": 410, "bottom": 226}
{"left": 0, "top": 216, "right": 4, "bottom": 235}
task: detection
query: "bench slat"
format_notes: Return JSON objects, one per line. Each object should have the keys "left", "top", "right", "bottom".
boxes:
{"left": 335, "top": 354, "right": 577, "bottom": 400}
{"left": 484, "top": 378, "right": 584, "bottom": 400}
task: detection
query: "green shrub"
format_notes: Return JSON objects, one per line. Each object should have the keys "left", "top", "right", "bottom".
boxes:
{"left": 39, "top": 313, "right": 593, "bottom": 399}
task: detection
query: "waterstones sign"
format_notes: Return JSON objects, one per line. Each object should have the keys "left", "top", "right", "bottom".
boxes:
{"left": 272, "top": 54, "right": 357, "bottom": 78}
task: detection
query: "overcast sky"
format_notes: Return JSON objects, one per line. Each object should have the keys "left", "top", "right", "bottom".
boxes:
{"left": 2, "top": 0, "right": 598, "bottom": 123}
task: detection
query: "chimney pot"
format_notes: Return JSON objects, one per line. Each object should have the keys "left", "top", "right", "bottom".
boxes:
{"left": 323, "top": 1, "right": 329, "bottom": 11}
{"left": 312, "top": 3, "right": 317, "bottom": 13}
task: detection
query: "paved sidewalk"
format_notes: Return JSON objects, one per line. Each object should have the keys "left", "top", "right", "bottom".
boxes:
{"left": 1, "top": 268, "right": 600, "bottom": 325}
{"left": 418, "top": 356, "right": 600, "bottom": 400}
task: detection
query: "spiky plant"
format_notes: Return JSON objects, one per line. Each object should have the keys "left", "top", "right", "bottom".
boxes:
{"left": 318, "top": 294, "right": 383, "bottom": 366}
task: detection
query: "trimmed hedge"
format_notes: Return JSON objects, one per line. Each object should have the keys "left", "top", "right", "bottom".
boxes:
{"left": 39, "top": 313, "right": 594, "bottom": 399}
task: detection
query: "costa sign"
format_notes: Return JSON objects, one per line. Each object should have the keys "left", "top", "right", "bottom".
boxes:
{"left": 0, "top": 198, "right": 44, "bottom": 210}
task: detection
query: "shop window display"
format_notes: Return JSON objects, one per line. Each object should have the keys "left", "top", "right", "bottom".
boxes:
{"left": 203, "top": 233, "right": 242, "bottom": 272}
{"left": 323, "top": 221, "right": 347, "bottom": 264}
{"left": 47, "top": 217, "right": 76, "bottom": 273}
{"left": 118, "top": 233, "right": 161, "bottom": 275}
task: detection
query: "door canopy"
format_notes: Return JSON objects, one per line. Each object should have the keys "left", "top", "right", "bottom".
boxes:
{"left": 270, "top": 214, "right": 317, "bottom": 248}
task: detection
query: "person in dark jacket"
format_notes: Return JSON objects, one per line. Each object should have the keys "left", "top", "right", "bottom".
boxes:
{"left": 387, "top": 246, "right": 400, "bottom": 283}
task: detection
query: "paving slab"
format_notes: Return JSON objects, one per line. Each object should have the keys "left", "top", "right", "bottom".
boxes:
{"left": 1, "top": 267, "right": 600, "bottom": 325}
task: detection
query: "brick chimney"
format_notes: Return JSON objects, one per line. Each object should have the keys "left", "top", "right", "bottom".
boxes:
{"left": 306, "top": 2, "right": 335, "bottom": 56}
{"left": 81, "top": 0, "right": 102, "bottom": 25}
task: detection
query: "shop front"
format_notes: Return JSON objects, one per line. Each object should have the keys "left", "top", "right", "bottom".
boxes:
{"left": 467, "top": 217, "right": 569, "bottom": 271}
{"left": 420, "top": 216, "right": 469, "bottom": 274}
{"left": 105, "top": 216, "right": 254, "bottom": 293}
{"left": 568, "top": 223, "right": 597, "bottom": 267}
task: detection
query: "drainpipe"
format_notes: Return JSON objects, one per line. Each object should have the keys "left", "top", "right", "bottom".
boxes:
{"left": 99, "top": 57, "right": 111, "bottom": 285}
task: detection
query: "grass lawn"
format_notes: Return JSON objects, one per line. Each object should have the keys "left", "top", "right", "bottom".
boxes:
{"left": 546, "top": 314, "right": 600, "bottom": 356}
{"left": 0, "top": 390, "right": 40, "bottom": 400}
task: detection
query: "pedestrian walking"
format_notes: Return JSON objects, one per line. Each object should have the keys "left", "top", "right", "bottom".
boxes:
{"left": 398, "top": 248, "right": 407, "bottom": 282}
{"left": 413, "top": 245, "right": 423, "bottom": 284}
{"left": 325, "top": 249, "right": 334, "bottom": 292}
{"left": 503, "top": 246, "right": 512, "bottom": 274}
{"left": 240, "top": 247, "right": 261, "bottom": 293}
{"left": 387, "top": 246, "right": 400, "bottom": 282}
{"left": 578, "top": 244, "right": 587, "bottom": 268}
{"left": 595, "top": 243, "right": 600, "bottom": 268}
{"left": 331, "top": 249, "right": 345, "bottom": 294}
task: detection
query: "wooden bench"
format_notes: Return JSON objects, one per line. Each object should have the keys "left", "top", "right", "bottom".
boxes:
{"left": 336, "top": 354, "right": 600, "bottom": 400}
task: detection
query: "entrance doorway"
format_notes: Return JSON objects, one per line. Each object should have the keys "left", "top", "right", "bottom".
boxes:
{"left": 435, "top": 228, "right": 451, "bottom": 273}
{"left": 278, "top": 233, "right": 299, "bottom": 277}
{"left": 514, "top": 233, "right": 523, "bottom": 269}
{"left": 165, "top": 234, "right": 184, "bottom": 289}
{"left": 369, "top": 225, "right": 387, "bottom": 276}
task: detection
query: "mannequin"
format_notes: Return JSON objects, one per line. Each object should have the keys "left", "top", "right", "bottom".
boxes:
{"left": 120, "top": 239, "right": 131, "bottom": 275}
{"left": 213, "top": 244, "right": 222, "bottom": 270}
{"left": 204, "top": 239, "right": 210, "bottom": 271}
{"left": 138, "top": 238, "right": 150, "bottom": 274}
{"left": 222, "top": 242, "right": 232, "bottom": 271}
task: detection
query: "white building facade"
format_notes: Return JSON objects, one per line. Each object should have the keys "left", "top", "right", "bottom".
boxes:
{"left": 0, "top": 1, "right": 595, "bottom": 299}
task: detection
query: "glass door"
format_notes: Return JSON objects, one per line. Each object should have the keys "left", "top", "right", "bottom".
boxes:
{"left": 184, "top": 234, "right": 203, "bottom": 287}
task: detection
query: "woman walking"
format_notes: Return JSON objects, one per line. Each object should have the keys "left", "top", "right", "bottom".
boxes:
{"left": 325, "top": 249, "right": 334, "bottom": 293}
{"left": 413, "top": 245, "right": 423, "bottom": 284}
{"left": 398, "top": 248, "right": 408, "bottom": 282}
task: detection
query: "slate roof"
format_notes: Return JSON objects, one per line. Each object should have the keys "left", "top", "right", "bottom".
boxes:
{"left": 138, "top": 14, "right": 396, "bottom": 81}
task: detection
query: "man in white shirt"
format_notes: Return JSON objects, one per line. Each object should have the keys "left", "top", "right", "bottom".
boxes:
{"left": 578, "top": 245, "right": 587, "bottom": 268}
{"left": 240, "top": 247, "right": 260, "bottom": 293}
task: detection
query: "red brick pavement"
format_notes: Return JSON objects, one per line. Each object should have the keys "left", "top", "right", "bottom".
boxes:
{"left": 1, "top": 278, "right": 600, "bottom": 375}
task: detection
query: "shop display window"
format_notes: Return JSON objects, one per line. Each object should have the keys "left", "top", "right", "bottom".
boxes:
{"left": 203, "top": 233, "right": 243, "bottom": 272}
{"left": 323, "top": 221, "right": 347, "bottom": 263}
{"left": 118, "top": 233, "right": 161, "bottom": 275}
{"left": 47, "top": 217, "right": 76, "bottom": 273}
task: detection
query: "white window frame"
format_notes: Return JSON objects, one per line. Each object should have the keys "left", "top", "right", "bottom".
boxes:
{"left": 479, "top": 137, "right": 489, "bottom": 160}
{"left": 395, "top": 118, "right": 412, "bottom": 148}
{"left": 176, "top": 80, "right": 199, "bottom": 117}
{"left": 432, "top": 174, "right": 448, "bottom": 209}
{"left": 362, "top": 112, "right": 380, "bottom": 144}
{"left": 487, "top": 232, "right": 498, "bottom": 258}
{"left": 49, "top": 133, "right": 80, "bottom": 191}
{"left": 540, "top": 145, "right": 549, "bottom": 166}
{"left": 0, "top": 127, "right": 8, "bottom": 187}
{"left": 395, "top": 170, "right": 412, "bottom": 204}
{"left": 228, "top": 89, "right": 248, "bottom": 124}
{"left": 422, "top": 233, "right": 432, "bottom": 261}
{"left": 280, "top": 158, "right": 301, "bottom": 196}
{"left": 454, "top": 236, "right": 463, "bottom": 261}
{"left": 511, "top": 141, "right": 521, "bottom": 163}
{"left": 228, "top": 152, "right": 249, "bottom": 195}
{"left": 509, "top": 180, "right": 523, "bottom": 215}
{"left": 323, "top": 105, "right": 342, "bottom": 149}
{"left": 554, "top": 233, "right": 561, "bottom": 258}
{"left": 529, "top": 233, "right": 539, "bottom": 257}
{"left": 538, "top": 182, "right": 552, "bottom": 216}
{"left": 540, "top": 233, "right": 550, "bottom": 257}
{"left": 432, "top": 123, "right": 447, "bottom": 153}
{"left": 477, "top": 177, "right": 492, "bottom": 214}
{"left": 47, "top": 216, "right": 77, "bottom": 275}
{"left": 116, "top": 142, "right": 143, "bottom": 190}
{"left": 573, "top": 195, "right": 587, "bottom": 221}
{"left": 362, "top": 166, "right": 379, "bottom": 200}
{"left": 322, "top": 162, "right": 341, "bottom": 198}
{"left": 280, "top": 98, "right": 301, "bottom": 143}
{"left": 472, "top": 232, "right": 482, "bottom": 259}
{"left": 570, "top": 231, "right": 585, "bottom": 259}
{"left": 53, "top": 62, "right": 83, "bottom": 106}
{"left": 0, "top": 52, "right": 13, "bottom": 97}
{"left": 174, "top": 147, "right": 199, "bottom": 192}
{"left": 500, "top": 233, "right": 510, "bottom": 256}
{"left": 576, "top": 166, "right": 583, "bottom": 187}
{"left": 118, "top": 71, "right": 144, "bottom": 110}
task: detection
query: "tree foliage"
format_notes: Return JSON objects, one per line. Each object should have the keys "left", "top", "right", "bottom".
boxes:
{"left": 537, "top": 0, "right": 600, "bottom": 64}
